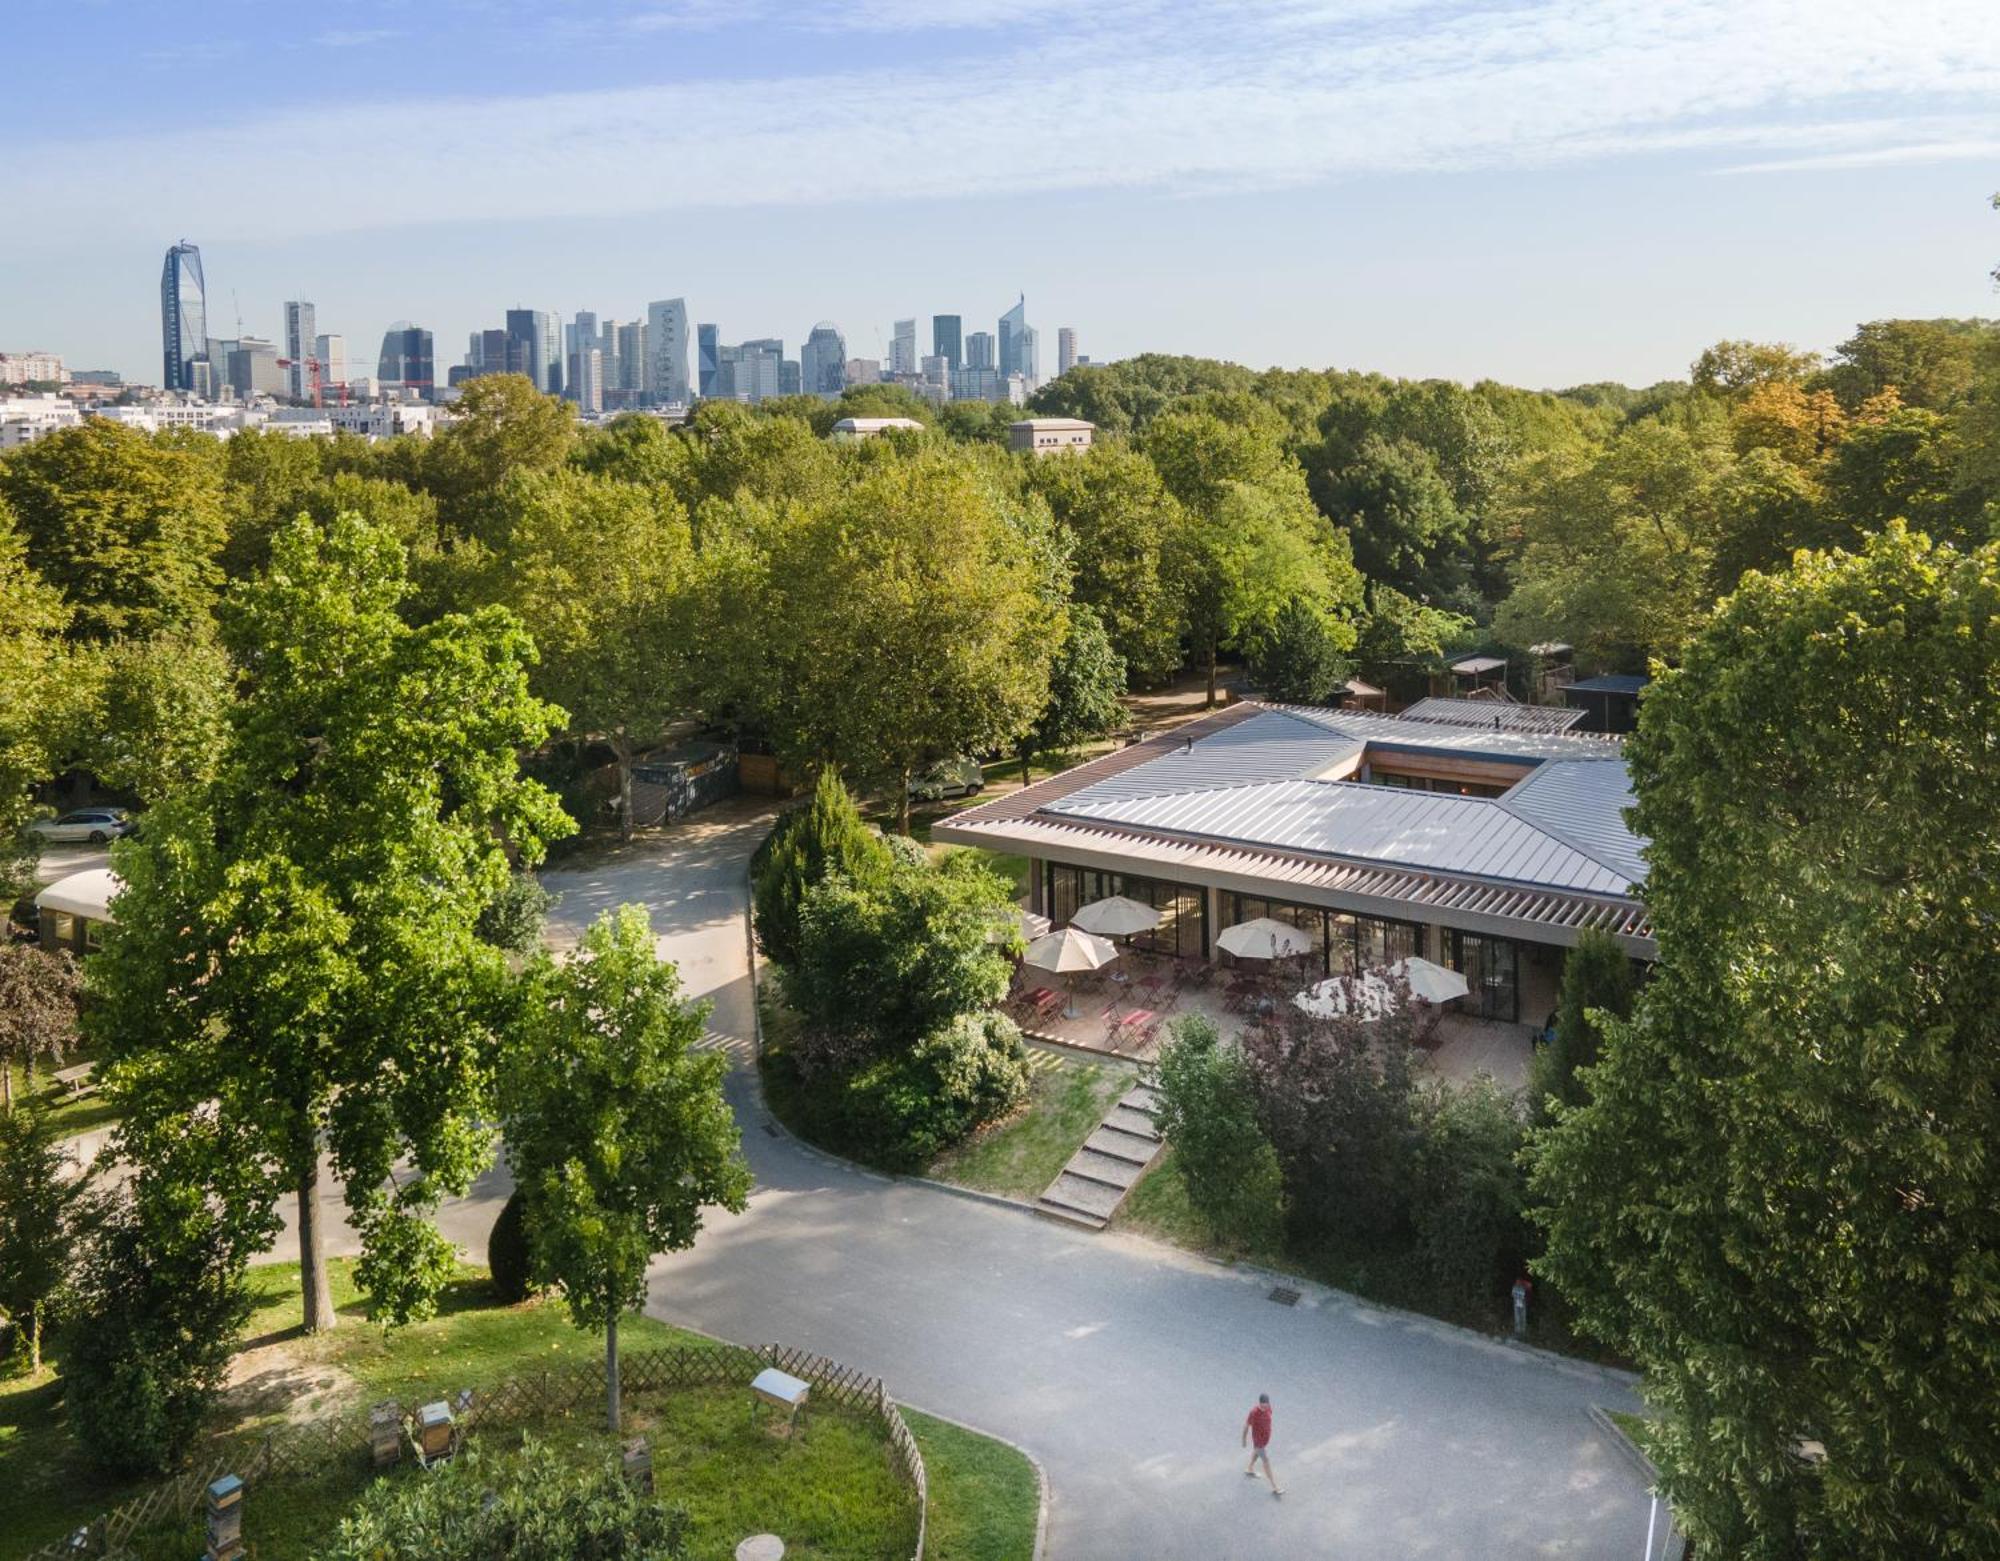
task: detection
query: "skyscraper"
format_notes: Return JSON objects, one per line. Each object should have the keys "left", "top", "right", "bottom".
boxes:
{"left": 504, "top": 308, "right": 563, "bottom": 393}
{"left": 566, "top": 310, "right": 598, "bottom": 400}
{"left": 646, "top": 299, "right": 690, "bottom": 405}
{"left": 160, "top": 241, "right": 208, "bottom": 393}
{"left": 889, "top": 319, "right": 917, "bottom": 377}
{"left": 283, "top": 300, "right": 316, "bottom": 400}
{"left": 227, "top": 337, "right": 284, "bottom": 399}
{"left": 802, "top": 322, "right": 847, "bottom": 399}
{"left": 932, "top": 314, "right": 962, "bottom": 371}
{"left": 376, "top": 323, "right": 435, "bottom": 397}
{"left": 575, "top": 348, "right": 603, "bottom": 415}
{"left": 314, "top": 334, "right": 347, "bottom": 391}
{"left": 541, "top": 312, "right": 563, "bottom": 398}
{"left": 617, "top": 321, "right": 646, "bottom": 392}
{"left": 999, "top": 296, "right": 1036, "bottom": 384}
{"left": 966, "top": 331, "right": 996, "bottom": 371}
{"left": 1057, "top": 327, "right": 1077, "bottom": 378}
{"left": 697, "top": 323, "right": 720, "bottom": 399}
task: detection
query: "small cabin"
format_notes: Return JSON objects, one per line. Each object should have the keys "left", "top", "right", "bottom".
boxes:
{"left": 1563, "top": 673, "right": 1650, "bottom": 734}
{"left": 34, "top": 868, "right": 119, "bottom": 954}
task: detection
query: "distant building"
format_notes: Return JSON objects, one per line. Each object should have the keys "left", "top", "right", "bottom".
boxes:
{"left": 951, "top": 365, "right": 1002, "bottom": 402}
{"left": 565, "top": 310, "right": 598, "bottom": 400}
{"left": 888, "top": 318, "right": 917, "bottom": 377}
{"left": 932, "top": 314, "right": 963, "bottom": 370}
{"left": 314, "top": 333, "right": 347, "bottom": 391}
{"left": 0, "top": 394, "right": 82, "bottom": 449}
{"left": 0, "top": 351, "right": 67, "bottom": 386}
{"left": 830, "top": 416, "right": 925, "bottom": 441}
{"left": 1057, "top": 327, "right": 1077, "bottom": 377}
{"left": 712, "top": 337, "right": 784, "bottom": 403}
{"left": 1009, "top": 416, "right": 1094, "bottom": 455}
{"left": 283, "top": 301, "right": 316, "bottom": 400}
{"left": 646, "top": 298, "right": 690, "bottom": 404}
{"left": 845, "top": 358, "right": 882, "bottom": 384}
{"left": 998, "top": 295, "right": 1036, "bottom": 385}
{"left": 376, "top": 322, "right": 435, "bottom": 399}
{"left": 697, "top": 323, "right": 720, "bottom": 398}
{"left": 617, "top": 321, "right": 647, "bottom": 393}
{"left": 801, "top": 322, "right": 847, "bottom": 399}
{"left": 505, "top": 309, "right": 556, "bottom": 393}
{"left": 160, "top": 241, "right": 210, "bottom": 394}
{"left": 780, "top": 359, "right": 801, "bottom": 398}
{"left": 227, "top": 337, "right": 283, "bottom": 399}
{"left": 70, "top": 369, "right": 122, "bottom": 387}
{"left": 965, "top": 331, "right": 995, "bottom": 371}
{"left": 573, "top": 346, "right": 603, "bottom": 415}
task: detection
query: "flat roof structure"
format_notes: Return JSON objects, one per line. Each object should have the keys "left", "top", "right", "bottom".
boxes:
{"left": 933, "top": 704, "right": 1653, "bottom": 958}
{"left": 1399, "top": 697, "right": 1585, "bottom": 735}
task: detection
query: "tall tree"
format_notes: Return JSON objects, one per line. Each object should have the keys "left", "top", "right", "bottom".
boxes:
{"left": 1019, "top": 604, "right": 1126, "bottom": 783}
{"left": 0, "top": 420, "right": 225, "bottom": 641}
{"left": 750, "top": 767, "right": 892, "bottom": 972}
{"left": 0, "top": 501, "right": 69, "bottom": 901}
{"left": 1247, "top": 597, "right": 1350, "bottom": 706}
{"left": 0, "top": 944, "right": 80, "bottom": 1112}
{"left": 0, "top": 1103, "right": 97, "bottom": 1370}
{"left": 421, "top": 374, "right": 577, "bottom": 546}
{"left": 89, "top": 513, "right": 571, "bottom": 1333}
{"left": 502, "top": 905, "right": 749, "bottom": 1432}
{"left": 488, "top": 468, "right": 698, "bottom": 837}
{"left": 1524, "top": 927, "right": 1633, "bottom": 1125}
{"left": 1529, "top": 528, "right": 2000, "bottom": 1557}
{"left": 774, "top": 447, "right": 1061, "bottom": 831}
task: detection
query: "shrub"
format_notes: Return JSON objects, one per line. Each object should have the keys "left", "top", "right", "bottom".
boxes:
{"left": 815, "top": 1010, "right": 1032, "bottom": 1171}
{"left": 1410, "top": 1078, "right": 1530, "bottom": 1310}
{"left": 1526, "top": 927, "right": 1635, "bottom": 1123}
{"left": 1247, "top": 597, "right": 1350, "bottom": 705}
{"left": 321, "top": 1437, "right": 690, "bottom": 1561}
{"left": 751, "top": 768, "right": 891, "bottom": 970}
{"left": 1152, "top": 1015, "right": 1282, "bottom": 1247}
{"left": 0, "top": 1103, "right": 99, "bottom": 1372}
{"left": 487, "top": 1188, "right": 534, "bottom": 1303}
{"left": 61, "top": 1190, "right": 249, "bottom": 1476}
{"left": 477, "top": 872, "right": 556, "bottom": 954}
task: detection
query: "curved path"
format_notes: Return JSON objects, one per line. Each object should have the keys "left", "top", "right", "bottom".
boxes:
{"left": 329, "top": 799, "right": 1653, "bottom": 1559}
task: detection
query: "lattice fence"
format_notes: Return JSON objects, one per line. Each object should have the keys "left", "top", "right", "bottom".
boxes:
{"left": 22, "top": 1342, "right": 925, "bottom": 1561}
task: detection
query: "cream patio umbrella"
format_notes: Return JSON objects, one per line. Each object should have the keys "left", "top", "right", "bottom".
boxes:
{"left": 1215, "top": 917, "right": 1315, "bottom": 962}
{"left": 1069, "top": 895, "right": 1161, "bottom": 938}
{"left": 1293, "top": 957, "right": 1469, "bottom": 1020}
{"left": 1392, "top": 956, "right": 1470, "bottom": 1005}
{"left": 986, "top": 906, "right": 1053, "bottom": 946}
{"left": 1022, "top": 926, "right": 1121, "bottom": 1019}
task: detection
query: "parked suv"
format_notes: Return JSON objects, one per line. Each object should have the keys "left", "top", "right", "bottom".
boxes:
{"left": 27, "top": 808, "right": 136, "bottom": 844}
{"left": 907, "top": 758, "right": 986, "bottom": 802}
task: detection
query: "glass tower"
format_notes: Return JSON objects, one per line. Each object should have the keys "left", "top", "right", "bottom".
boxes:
{"left": 932, "top": 314, "right": 963, "bottom": 370}
{"left": 160, "top": 241, "right": 209, "bottom": 392}
{"left": 998, "top": 295, "right": 1028, "bottom": 379}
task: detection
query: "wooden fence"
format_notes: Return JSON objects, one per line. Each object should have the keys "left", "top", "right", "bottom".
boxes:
{"left": 23, "top": 1342, "right": 925, "bottom": 1561}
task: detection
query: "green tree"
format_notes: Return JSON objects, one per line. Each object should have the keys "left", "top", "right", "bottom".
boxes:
{"left": 0, "top": 1104, "right": 97, "bottom": 1370}
{"left": 488, "top": 468, "right": 698, "bottom": 837}
{"left": 1247, "top": 596, "right": 1350, "bottom": 705}
{"left": 1027, "top": 353, "right": 1257, "bottom": 436}
{"left": 1525, "top": 927, "right": 1634, "bottom": 1125}
{"left": 503, "top": 905, "right": 749, "bottom": 1432}
{"left": 0, "top": 420, "right": 225, "bottom": 640}
{"left": 750, "top": 768, "right": 893, "bottom": 971}
{"left": 1152, "top": 1015, "right": 1282, "bottom": 1247}
{"left": 58, "top": 622, "right": 232, "bottom": 805}
{"left": 571, "top": 411, "right": 698, "bottom": 495}
{"left": 1309, "top": 432, "right": 1470, "bottom": 603}
{"left": 1409, "top": 1078, "right": 1528, "bottom": 1312}
{"left": 0, "top": 503, "right": 68, "bottom": 901}
{"left": 217, "top": 425, "right": 328, "bottom": 577}
{"left": 1822, "top": 399, "right": 1981, "bottom": 549}
{"left": 89, "top": 513, "right": 572, "bottom": 1334}
{"left": 773, "top": 448, "right": 1061, "bottom": 831}
{"left": 0, "top": 944, "right": 80, "bottom": 1111}
{"left": 1528, "top": 528, "right": 2000, "bottom": 1557}
{"left": 421, "top": 374, "right": 578, "bottom": 545}
{"left": 1020, "top": 604, "right": 1126, "bottom": 783}
{"left": 1823, "top": 318, "right": 1991, "bottom": 411}
{"left": 1690, "top": 339, "right": 1823, "bottom": 396}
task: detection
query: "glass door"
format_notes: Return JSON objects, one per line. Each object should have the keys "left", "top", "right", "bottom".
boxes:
{"left": 1449, "top": 931, "right": 1520, "bottom": 1023}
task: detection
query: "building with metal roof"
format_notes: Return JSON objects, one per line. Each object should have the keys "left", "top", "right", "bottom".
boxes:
{"left": 932, "top": 702, "right": 1652, "bottom": 1025}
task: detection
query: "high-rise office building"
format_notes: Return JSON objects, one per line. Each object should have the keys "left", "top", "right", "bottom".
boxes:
{"left": 932, "top": 314, "right": 963, "bottom": 371}
{"left": 505, "top": 308, "right": 558, "bottom": 393}
{"left": 377, "top": 323, "right": 435, "bottom": 397}
{"left": 598, "top": 318, "right": 622, "bottom": 390}
{"left": 888, "top": 319, "right": 917, "bottom": 377}
{"left": 801, "top": 322, "right": 847, "bottom": 399}
{"left": 646, "top": 298, "right": 690, "bottom": 404}
{"left": 283, "top": 301, "right": 317, "bottom": 400}
{"left": 712, "top": 337, "right": 783, "bottom": 403}
{"left": 617, "top": 321, "right": 646, "bottom": 392}
{"left": 160, "top": 241, "right": 209, "bottom": 393}
{"left": 965, "top": 331, "right": 996, "bottom": 371}
{"left": 697, "top": 323, "right": 720, "bottom": 399}
{"left": 1057, "top": 327, "right": 1077, "bottom": 378}
{"left": 565, "top": 311, "right": 598, "bottom": 400}
{"left": 574, "top": 347, "right": 603, "bottom": 415}
{"left": 227, "top": 337, "right": 283, "bottom": 399}
{"left": 541, "top": 313, "right": 562, "bottom": 397}
{"left": 314, "top": 334, "right": 347, "bottom": 390}
{"left": 999, "top": 296, "right": 1036, "bottom": 384}
{"left": 846, "top": 358, "right": 882, "bottom": 385}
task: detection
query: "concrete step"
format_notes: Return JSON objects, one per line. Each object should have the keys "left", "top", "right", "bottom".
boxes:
{"left": 1085, "top": 1125, "right": 1161, "bottom": 1165}
{"left": 1035, "top": 1198, "right": 1107, "bottom": 1231}
{"left": 1120, "top": 1085, "right": 1161, "bottom": 1116}
{"left": 1042, "top": 1171, "right": 1127, "bottom": 1220}
{"left": 1065, "top": 1148, "right": 1147, "bottom": 1190}
{"left": 1104, "top": 1104, "right": 1163, "bottom": 1139}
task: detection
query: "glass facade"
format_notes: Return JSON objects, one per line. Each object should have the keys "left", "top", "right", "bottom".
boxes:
{"left": 1043, "top": 864, "right": 1208, "bottom": 960}
{"left": 1222, "top": 892, "right": 1425, "bottom": 978}
{"left": 1445, "top": 929, "right": 1521, "bottom": 1022}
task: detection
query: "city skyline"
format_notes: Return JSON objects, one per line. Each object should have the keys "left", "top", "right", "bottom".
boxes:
{"left": 3, "top": 3, "right": 1997, "bottom": 387}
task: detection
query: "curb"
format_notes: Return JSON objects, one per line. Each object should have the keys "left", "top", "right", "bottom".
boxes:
{"left": 1587, "top": 1402, "right": 1660, "bottom": 1484}
{"left": 893, "top": 1402, "right": 1054, "bottom": 1561}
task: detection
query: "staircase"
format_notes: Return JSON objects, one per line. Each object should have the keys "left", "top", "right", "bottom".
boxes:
{"left": 1036, "top": 1082, "right": 1165, "bottom": 1230}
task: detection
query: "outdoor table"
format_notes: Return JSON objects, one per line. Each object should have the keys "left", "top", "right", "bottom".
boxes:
{"left": 1112, "top": 1007, "right": 1156, "bottom": 1042}
{"left": 750, "top": 1367, "right": 811, "bottom": 1439}
{"left": 50, "top": 1063, "right": 97, "bottom": 1098}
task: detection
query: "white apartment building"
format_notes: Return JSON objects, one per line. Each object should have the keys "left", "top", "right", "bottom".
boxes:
{"left": 0, "top": 351, "right": 68, "bottom": 386}
{"left": 0, "top": 394, "right": 82, "bottom": 448}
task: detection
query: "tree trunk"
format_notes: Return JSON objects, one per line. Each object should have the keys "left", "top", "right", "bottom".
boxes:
{"left": 897, "top": 766, "right": 913, "bottom": 836}
{"left": 605, "top": 1309, "right": 622, "bottom": 1434}
{"left": 1206, "top": 642, "right": 1219, "bottom": 708}
{"left": 28, "top": 1305, "right": 41, "bottom": 1373}
{"left": 296, "top": 1119, "right": 338, "bottom": 1333}
{"left": 616, "top": 733, "right": 635, "bottom": 843}
{"left": 1021, "top": 748, "right": 1033, "bottom": 787}
{"left": 2, "top": 1060, "right": 12, "bottom": 1111}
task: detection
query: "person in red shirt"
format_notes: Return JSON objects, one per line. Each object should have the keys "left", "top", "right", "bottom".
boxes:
{"left": 1242, "top": 1393, "right": 1282, "bottom": 1496}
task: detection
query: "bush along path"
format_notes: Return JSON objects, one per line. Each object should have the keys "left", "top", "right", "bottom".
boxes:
{"left": 1035, "top": 1080, "right": 1164, "bottom": 1230}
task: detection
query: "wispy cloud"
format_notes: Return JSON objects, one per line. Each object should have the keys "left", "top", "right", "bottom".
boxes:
{"left": 11, "top": 0, "right": 1999, "bottom": 244}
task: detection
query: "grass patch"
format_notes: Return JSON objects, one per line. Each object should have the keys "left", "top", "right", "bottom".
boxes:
{"left": 905, "top": 1408, "right": 1040, "bottom": 1561}
{"left": 6, "top": 1049, "right": 120, "bottom": 1137}
{"left": 931, "top": 1056, "right": 1134, "bottom": 1199}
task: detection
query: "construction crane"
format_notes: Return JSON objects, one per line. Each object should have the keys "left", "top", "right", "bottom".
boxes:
{"left": 275, "top": 355, "right": 332, "bottom": 408}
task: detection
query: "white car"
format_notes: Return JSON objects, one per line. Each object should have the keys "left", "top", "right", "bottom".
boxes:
{"left": 27, "top": 808, "right": 136, "bottom": 844}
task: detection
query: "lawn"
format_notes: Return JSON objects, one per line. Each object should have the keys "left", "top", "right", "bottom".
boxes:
{"left": 2, "top": 1260, "right": 1041, "bottom": 1561}
{"left": 5, "top": 1051, "right": 119, "bottom": 1138}
{"left": 902, "top": 1409, "right": 1040, "bottom": 1561}
{"left": 930, "top": 1054, "right": 1135, "bottom": 1199}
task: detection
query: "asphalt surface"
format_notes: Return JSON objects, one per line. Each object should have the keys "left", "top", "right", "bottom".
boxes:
{"left": 276, "top": 798, "right": 1654, "bottom": 1560}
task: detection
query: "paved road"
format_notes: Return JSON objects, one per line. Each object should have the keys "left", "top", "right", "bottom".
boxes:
{"left": 293, "top": 799, "right": 1653, "bottom": 1560}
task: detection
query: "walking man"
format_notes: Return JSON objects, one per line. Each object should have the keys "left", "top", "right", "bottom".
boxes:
{"left": 1242, "top": 1392, "right": 1282, "bottom": 1496}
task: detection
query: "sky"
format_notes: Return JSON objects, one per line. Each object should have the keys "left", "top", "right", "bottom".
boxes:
{"left": 2, "top": 0, "right": 1997, "bottom": 389}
